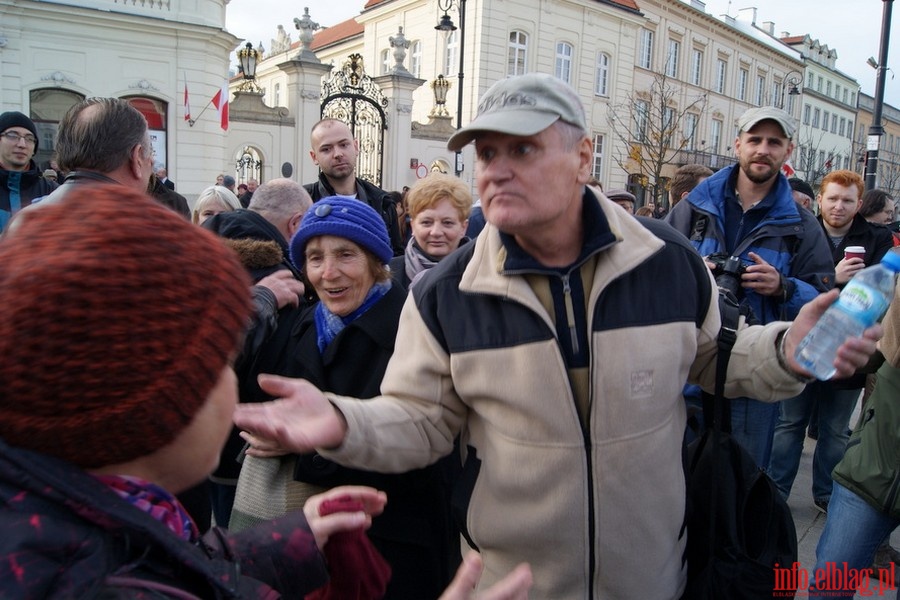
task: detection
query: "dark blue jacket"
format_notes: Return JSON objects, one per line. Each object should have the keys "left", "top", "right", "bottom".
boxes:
{"left": 666, "top": 164, "right": 834, "bottom": 324}
{"left": 0, "top": 160, "right": 57, "bottom": 231}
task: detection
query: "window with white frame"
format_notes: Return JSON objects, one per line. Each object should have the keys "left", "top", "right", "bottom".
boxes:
{"left": 755, "top": 74, "right": 765, "bottom": 106}
{"left": 555, "top": 42, "right": 573, "bottom": 83}
{"left": 711, "top": 118, "right": 722, "bottom": 154}
{"left": 634, "top": 100, "right": 649, "bottom": 141}
{"left": 639, "top": 29, "right": 654, "bottom": 70}
{"left": 273, "top": 83, "right": 281, "bottom": 106}
{"left": 592, "top": 134, "right": 604, "bottom": 179}
{"left": 812, "top": 108, "right": 821, "bottom": 128}
{"left": 787, "top": 92, "right": 796, "bottom": 114}
{"left": 381, "top": 48, "right": 391, "bottom": 74}
{"left": 843, "top": 88, "right": 849, "bottom": 104}
{"left": 822, "top": 110, "right": 830, "bottom": 131}
{"left": 803, "top": 103, "right": 811, "bottom": 125}
{"left": 663, "top": 106, "right": 675, "bottom": 146}
{"left": 798, "top": 145, "right": 807, "bottom": 170}
{"left": 508, "top": 31, "right": 528, "bottom": 76}
{"left": 691, "top": 49, "right": 703, "bottom": 86}
{"left": 410, "top": 40, "right": 422, "bottom": 78}
{"left": 771, "top": 81, "right": 780, "bottom": 107}
{"left": 817, "top": 76, "right": 823, "bottom": 92}
{"left": 848, "top": 119, "right": 854, "bottom": 139}
{"left": 839, "top": 117, "right": 846, "bottom": 137}
{"left": 826, "top": 81, "right": 832, "bottom": 97}
{"left": 715, "top": 59, "right": 727, "bottom": 94}
{"left": 595, "top": 52, "right": 610, "bottom": 96}
{"left": 684, "top": 113, "right": 698, "bottom": 150}
{"left": 831, "top": 114, "right": 838, "bottom": 134}
{"left": 445, "top": 30, "right": 459, "bottom": 76}
{"left": 666, "top": 39, "right": 680, "bottom": 78}
{"left": 737, "top": 68, "right": 748, "bottom": 101}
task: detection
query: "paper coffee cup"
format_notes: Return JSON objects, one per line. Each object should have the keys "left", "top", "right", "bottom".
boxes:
{"left": 844, "top": 246, "right": 865, "bottom": 260}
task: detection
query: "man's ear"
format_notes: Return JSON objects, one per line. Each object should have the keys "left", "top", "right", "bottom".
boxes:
{"left": 129, "top": 144, "right": 146, "bottom": 180}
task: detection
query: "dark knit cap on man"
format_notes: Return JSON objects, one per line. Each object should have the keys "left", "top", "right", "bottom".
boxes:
{"left": 788, "top": 178, "right": 815, "bottom": 201}
{"left": 0, "top": 185, "right": 252, "bottom": 469}
{"left": 289, "top": 196, "right": 393, "bottom": 268}
{"left": 0, "top": 111, "right": 39, "bottom": 152}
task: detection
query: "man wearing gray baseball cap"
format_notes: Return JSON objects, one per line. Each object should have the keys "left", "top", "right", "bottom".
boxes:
{"left": 666, "top": 105, "right": 835, "bottom": 469}
{"left": 233, "top": 75, "right": 880, "bottom": 599}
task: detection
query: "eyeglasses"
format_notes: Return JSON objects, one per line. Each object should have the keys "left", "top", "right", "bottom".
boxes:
{"left": 1, "top": 131, "right": 37, "bottom": 145}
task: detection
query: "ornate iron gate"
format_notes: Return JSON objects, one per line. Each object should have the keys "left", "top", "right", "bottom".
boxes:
{"left": 321, "top": 53, "right": 388, "bottom": 187}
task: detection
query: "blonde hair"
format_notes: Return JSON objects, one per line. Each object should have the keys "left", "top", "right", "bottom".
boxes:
{"left": 406, "top": 173, "right": 472, "bottom": 222}
{"left": 192, "top": 186, "right": 241, "bottom": 224}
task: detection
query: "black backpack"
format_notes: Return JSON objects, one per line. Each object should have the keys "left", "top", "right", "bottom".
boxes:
{"left": 681, "top": 292, "right": 798, "bottom": 599}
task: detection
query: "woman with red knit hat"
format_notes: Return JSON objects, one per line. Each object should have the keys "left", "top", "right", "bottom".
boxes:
{"left": 0, "top": 185, "right": 387, "bottom": 598}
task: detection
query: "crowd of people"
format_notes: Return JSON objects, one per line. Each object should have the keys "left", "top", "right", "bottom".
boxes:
{"left": 0, "top": 71, "right": 896, "bottom": 599}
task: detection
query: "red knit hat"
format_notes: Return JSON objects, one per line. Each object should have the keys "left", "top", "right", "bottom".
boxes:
{"left": 0, "top": 185, "right": 252, "bottom": 468}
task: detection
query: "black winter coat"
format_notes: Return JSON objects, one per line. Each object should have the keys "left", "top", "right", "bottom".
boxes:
{"left": 250, "top": 283, "right": 455, "bottom": 599}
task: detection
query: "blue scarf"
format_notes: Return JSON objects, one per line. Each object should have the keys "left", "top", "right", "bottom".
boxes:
{"left": 314, "top": 279, "right": 391, "bottom": 354}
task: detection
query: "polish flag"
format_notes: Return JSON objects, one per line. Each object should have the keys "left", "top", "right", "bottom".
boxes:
{"left": 781, "top": 160, "right": 796, "bottom": 178}
{"left": 183, "top": 80, "right": 191, "bottom": 122}
{"left": 212, "top": 80, "right": 229, "bottom": 131}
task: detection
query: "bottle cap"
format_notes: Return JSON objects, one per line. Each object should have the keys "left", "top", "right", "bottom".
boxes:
{"left": 880, "top": 249, "right": 900, "bottom": 272}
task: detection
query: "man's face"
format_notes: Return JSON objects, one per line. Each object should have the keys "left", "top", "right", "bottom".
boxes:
{"left": 613, "top": 199, "right": 634, "bottom": 214}
{"left": 247, "top": 179, "right": 258, "bottom": 192}
{"left": 0, "top": 127, "right": 36, "bottom": 171}
{"left": 309, "top": 121, "right": 358, "bottom": 182}
{"left": 475, "top": 123, "right": 590, "bottom": 239}
{"left": 734, "top": 121, "right": 794, "bottom": 185}
{"left": 792, "top": 191, "right": 812, "bottom": 210}
{"left": 818, "top": 182, "right": 862, "bottom": 231}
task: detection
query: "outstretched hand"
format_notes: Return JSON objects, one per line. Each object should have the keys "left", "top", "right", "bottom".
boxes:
{"left": 783, "top": 289, "right": 883, "bottom": 379}
{"left": 233, "top": 374, "right": 348, "bottom": 454}
{"left": 439, "top": 551, "right": 532, "bottom": 600}
{"left": 303, "top": 486, "right": 387, "bottom": 550}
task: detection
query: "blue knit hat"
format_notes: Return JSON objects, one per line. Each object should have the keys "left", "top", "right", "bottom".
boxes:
{"left": 289, "top": 197, "right": 392, "bottom": 268}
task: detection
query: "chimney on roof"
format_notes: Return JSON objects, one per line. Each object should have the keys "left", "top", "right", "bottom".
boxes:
{"left": 781, "top": 31, "right": 791, "bottom": 39}
{"left": 690, "top": 0, "right": 706, "bottom": 10}
{"left": 737, "top": 7, "right": 758, "bottom": 24}
{"left": 761, "top": 21, "right": 775, "bottom": 35}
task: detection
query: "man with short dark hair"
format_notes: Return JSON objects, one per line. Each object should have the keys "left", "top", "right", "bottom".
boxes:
{"left": 234, "top": 74, "right": 879, "bottom": 599}
{"left": 0, "top": 111, "right": 57, "bottom": 230}
{"left": 669, "top": 164, "right": 713, "bottom": 209}
{"left": 666, "top": 106, "right": 836, "bottom": 468}
{"left": 304, "top": 118, "right": 403, "bottom": 254}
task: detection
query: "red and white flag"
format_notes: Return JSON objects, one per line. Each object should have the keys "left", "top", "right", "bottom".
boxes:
{"left": 183, "top": 79, "right": 191, "bottom": 122}
{"left": 212, "top": 80, "right": 229, "bottom": 131}
{"left": 782, "top": 160, "right": 796, "bottom": 178}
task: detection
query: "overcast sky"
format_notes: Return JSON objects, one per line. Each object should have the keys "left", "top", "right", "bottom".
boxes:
{"left": 225, "top": 1, "right": 898, "bottom": 107}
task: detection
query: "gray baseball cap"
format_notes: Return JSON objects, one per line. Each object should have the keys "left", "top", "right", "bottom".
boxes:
{"left": 737, "top": 106, "right": 798, "bottom": 139}
{"left": 447, "top": 73, "right": 588, "bottom": 151}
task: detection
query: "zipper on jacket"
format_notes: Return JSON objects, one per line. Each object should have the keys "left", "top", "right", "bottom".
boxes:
{"left": 582, "top": 420, "right": 596, "bottom": 600}
{"left": 561, "top": 273, "right": 579, "bottom": 356}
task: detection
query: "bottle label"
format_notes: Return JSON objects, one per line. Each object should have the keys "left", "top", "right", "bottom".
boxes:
{"left": 837, "top": 280, "right": 889, "bottom": 326}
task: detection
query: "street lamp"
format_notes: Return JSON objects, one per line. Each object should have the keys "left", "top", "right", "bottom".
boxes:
{"left": 237, "top": 42, "right": 262, "bottom": 93}
{"left": 435, "top": 0, "right": 466, "bottom": 176}
{"left": 778, "top": 70, "right": 802, "bottom": 112}
{"left": 864, "top": 0, "right": 894, "bottom": 192}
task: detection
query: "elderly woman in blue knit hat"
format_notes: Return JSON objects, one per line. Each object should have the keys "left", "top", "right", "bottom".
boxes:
{"left": 236, "top": 196, "right": 456, "bottom": 599}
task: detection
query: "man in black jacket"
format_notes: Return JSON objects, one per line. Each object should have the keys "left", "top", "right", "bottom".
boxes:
{"left": 769, "top": 169, "right": 895, "bottom": 513}
{"left": 304, "top": 118, "right": 403, "bottom": 255}
{"left": 0, "top": 111, "right": 57, "bottom": 230}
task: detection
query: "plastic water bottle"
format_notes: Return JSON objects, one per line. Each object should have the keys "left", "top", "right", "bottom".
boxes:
{"left": 795, "top": 249, "right": 900, "bottom": 380}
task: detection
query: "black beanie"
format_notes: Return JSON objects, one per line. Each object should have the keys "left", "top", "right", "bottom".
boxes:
{"left": 0, "top": 111, "right": 39, "bottom": 153}
{"left": 788, "top": 178, "right": 815, "bottom": 201}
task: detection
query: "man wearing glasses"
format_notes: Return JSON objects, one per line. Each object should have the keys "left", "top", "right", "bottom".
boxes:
{"left": 0, "top": 111, "right": 56, "bottom": 230}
